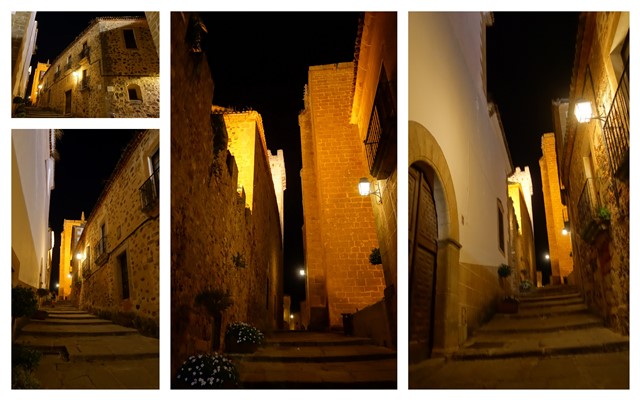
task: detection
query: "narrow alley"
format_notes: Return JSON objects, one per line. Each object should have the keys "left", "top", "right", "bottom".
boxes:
{"left": 14, "top": 301, "right": 159, "bottom": 389}
{"left": 409, "top": 285, "right": 629, "bottom": 388}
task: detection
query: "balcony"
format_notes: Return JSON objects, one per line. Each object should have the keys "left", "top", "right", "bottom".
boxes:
{"left": 80, "top": 46, "right": 90, "bottom": 60}
{"left": 54, "top": 70, "right": 60, "bottom": 81}
{"left": 577, "top": 178, "right": 609, "bottom": 243}
{"left": 64, "top": 63, "right": 72, "bottom": 71}
{"left": 603, "top": 62, "right": 629, "bottom": 180}
{"left": 140, "top": 168, "right": 159, "bottom": 214}
{"left": 94, "top": 236, "right": 109, "bottom": 266}
{"left": 364, "top": 79, "right": 397, "bottom": 180}
{"left": 79, "top": 77, "right": 90, "bottom": 91}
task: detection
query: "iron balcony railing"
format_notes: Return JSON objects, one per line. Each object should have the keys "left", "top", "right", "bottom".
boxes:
{"left": 364, "top": 79, "right": 397, "bottom": 179}
{"left": 577, "top": 178, "right": 605, "bottom": 243}
{"left": 80, "top": 46, "right": 90, "bottom": 59}
{"left": 603, "top": 62, "right": 630, "bottom": 179}
{"left": 140, "top": 168, "right": 160, "bottom": 212}
{"left": 54, "top": 70, "right": 60, "bottom": 81}
{"left": 94, "top": 236, "right": 108, "bottom": 266}
{"left": 64, "top": 62, "right": 72, "bottom": 71}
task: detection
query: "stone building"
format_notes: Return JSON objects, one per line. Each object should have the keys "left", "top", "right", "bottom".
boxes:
{"left": 57, "top": 214, "right": 86, "bottom": 300}
{"left": 11, "top": 12, "right": 38, "bottom": 103}
{"left": 171, "top": 12, "right": 284, "bottom": 376}
{"left": 299, "top": 12, "right": 396, "bottom": 348}
{"left": 72, "top": 130, "right": 159, "bottom": 328}
{"left": 409, "top": 12, "right": 515, "bottom": 361}
{"left": 12, "top": 129, "right": 56, "bottom": 289}
{"left": 29, "top": 61, "right": 50, "bottom": 105}
{"left": 507, "top": 167, "right": 537, "bottom": 288}
{"left": 37, "top": 16, "right": 159, "bottom": 118}
{"left": 554, "top": 12, "right": 629, "bottom": 334}
{"left": 540, "top": 133, "right": 574, "bottom": 284}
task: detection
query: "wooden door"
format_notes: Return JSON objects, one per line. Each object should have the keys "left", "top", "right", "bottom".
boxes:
{"left": 409, "top": 165, "right": 438, "bottom": 358}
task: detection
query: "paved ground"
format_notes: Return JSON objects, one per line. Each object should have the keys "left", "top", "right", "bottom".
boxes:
{"left": 409, "top": 285, "right": 630, "bottom": 389}
{"left": 14, "top": 303, "right": 159, "bottom": 389}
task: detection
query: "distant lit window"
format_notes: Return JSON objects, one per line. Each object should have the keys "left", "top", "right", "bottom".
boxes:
{"left": 123, "top": 29, "right": 137, "bottom": 49}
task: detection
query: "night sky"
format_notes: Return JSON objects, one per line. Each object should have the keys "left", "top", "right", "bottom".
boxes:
{"left": 48, "top": 131, "right": 138, "bottom": 290}
{"left": 199, "top": 12, "right": 362, "bottom": 309}
{"left": 487, "top": 12, "right": 580, "bottom": 282}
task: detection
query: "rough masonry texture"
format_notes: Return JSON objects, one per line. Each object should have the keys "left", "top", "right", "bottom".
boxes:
{"left": 300, "top": 62, "right": 386, "bottom": 330}
{"left": 58, "top": 215, "right": 85, "bottom": 300}
{"left": 73, "top": 130, "right": 159, "bottom": 326}
{"left": 37, "top": 16, "right": 159, "bottom": 117}
{"left": 559, "top": 12, "right": 629, "bottom": 335}
{"left": 171, "top": 12, "right": 284, "bottom": 377}
{"left": 540, "top": 133, "right": 573, "bottom": 284}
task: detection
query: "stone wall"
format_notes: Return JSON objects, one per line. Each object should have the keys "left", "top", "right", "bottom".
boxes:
{"left": 76, "top": 130, "right": 159, "bottom": 325}
{"left": 58, "top": 218, "right": 84, "bottom": 299}
{"left": 540, "top": 133, "right": 573, "bottom": 283}
{"left": 561, "top": 12, "right": 629, "bottom": 335}
{"left": 38, "top": 17, "right": 159, "bottom": 117}
{"left": 300, "top": 63, "right": 385, "bottom": 329}
{"left": 171, "top": 12, "right": 283, "bottom": 377}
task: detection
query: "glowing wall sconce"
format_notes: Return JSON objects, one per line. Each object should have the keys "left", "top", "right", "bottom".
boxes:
{"left": 299, "top": 268, "right": 306, "bottom": 277}
{"left": 561, "top": 221, "right": 571, "bottom": 236}
{"left": 358, "top": 178, "right": 382, "bottom": 203}
{"left": 574, "top": 99, "right": 605, "bottom": 123}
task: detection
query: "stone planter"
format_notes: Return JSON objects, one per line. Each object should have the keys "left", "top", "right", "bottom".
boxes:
{"left": 225, "top": 339, "right": 258, "bottom": 354}
{"left": 496, "top": 300, "right": 519, "bottom": 314}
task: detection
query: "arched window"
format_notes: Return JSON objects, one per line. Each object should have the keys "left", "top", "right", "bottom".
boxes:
{"left": 127, "top": 84, "right": 143, "bottom": 103}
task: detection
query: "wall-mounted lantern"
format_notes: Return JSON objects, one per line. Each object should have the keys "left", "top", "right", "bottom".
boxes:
{"left": 358, "top": 177, "right": 382, "bottom": 203}
{"left": 574, "top": 99, "right": 605, "bottom": 123}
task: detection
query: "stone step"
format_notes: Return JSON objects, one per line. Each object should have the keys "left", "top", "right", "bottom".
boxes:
{"left": 453, "top": 327, "right": 629, "bottom": 360}
{"left": 30, "top": 318, "right": 113, "bottom": 325}
{"left": 20, "top": 323, "right": 139, "bottom": 336}
{"left": 265, "top": 331, "right": 375, "bottom": 347}
{"left": 507, "top": 303, "right": 589, "bottom": 319}
{"left": 229, "top": 343, "right": 396, "bottom": 363}
{"left": 479, "top": 312, "right": 604, "bottom": 334}
{"left": 519, "top": 292, "right": 582, "bottom": 303}
{"left": 235, "top": 358, "right": 397, "bottom": 389}
{"left": 519, "top": 296, "right": 584, "bottom": 309}
{"left": 16, "top": 334, "right": 159, "bottom": 362}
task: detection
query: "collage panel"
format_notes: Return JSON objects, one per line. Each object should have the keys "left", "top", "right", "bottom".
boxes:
{"left": 11, "top": 129, "right": 160, "bottom": 389}
{"left": 170, "top": 12, "right": 397, "bottom": 389}
{"left": 407, "top": 12, "right": 629, "bottom": 389}
{"left": 11, "top": 11, "right": 159, "bottom": 118}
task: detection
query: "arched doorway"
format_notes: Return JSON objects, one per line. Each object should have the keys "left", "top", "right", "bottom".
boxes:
{"left": 409, "top": 163, "right": 438, "bottom": 359}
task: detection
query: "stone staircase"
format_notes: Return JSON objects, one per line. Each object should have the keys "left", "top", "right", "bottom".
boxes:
{"left": 453, "top": 285, "right": 629, "bottom": 360}
{"left": 24, "top": 106, "right": 66, "bottom": 118}
{"left": 231, "top": 330, "right": 397, "bottom": 388}
{"left": 14, "top": 304, "right": 159, "bottom": 388}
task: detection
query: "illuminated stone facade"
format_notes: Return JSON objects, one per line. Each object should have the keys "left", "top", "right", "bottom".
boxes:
{"left": 11, "top": 12, "right": 37, "bottom": 102}
{"left": 555, "top": 12, "right": 629, "bottom": 334}
{"left": 171, "top": 12, "right": 284, "bottom": 376}
{"left": 58, "top": 215, "right": 85, "bottom": 300}
{"left": 540, "top": 133, "right": 574, "bottom": 284}
{"left": 74, "top": 130, "right": 159, "bottom": 327}
{"left": 38, "top": 16, "right": 159, "bottom": 117}
{"left": 29, "top": 62, "right": 50, "bottom": 105}
{"left": 299, "top": 62, "right": 386, "bottom": 332}
{"left": 508, "top": 168, "right": 537, "bottom": 287}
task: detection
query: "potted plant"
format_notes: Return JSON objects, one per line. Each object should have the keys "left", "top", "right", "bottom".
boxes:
{"left": 496, "top": 264, "right": 518, "bottom": 313}
{"left": 195, "top": 288, "right": 233, "bottom": 352}
{"left": 369, "top": 248, "right": 382, "bottom": 265}
{"left": 225, "top": 322, "right": 264, "bottom": 353}
{"left": 519, "top": 279, "right": 533, "bottom": 292}
{"left": 174, "top": 353, "right": 239, "bottom": 389}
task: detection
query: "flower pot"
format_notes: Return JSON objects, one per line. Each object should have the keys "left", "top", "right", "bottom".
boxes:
{"left": 225, "top": 339, "right": 258, "bottom": 354}
{"left": 496, "top": 300, "right": 519, "bottom": 314}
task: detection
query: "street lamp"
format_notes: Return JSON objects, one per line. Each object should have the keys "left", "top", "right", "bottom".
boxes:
{"left": 299, "top": 269, "right": 306, "bottom": 277}
{"left": 545, "top": 254, "right": 550, "bottom": 260}
{"left": 358, "top": 178, "right": 382, "bottom": 203}
{"left": 574, "top": 99, "right": 605, "bottom": 123}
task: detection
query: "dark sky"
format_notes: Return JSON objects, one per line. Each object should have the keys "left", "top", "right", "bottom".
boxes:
{"left": 487, "top": 12, "right": 580, "bottom": 282}
{"left": 200, "top": 12, "right": 361, "bottom": 309}
{"left": 49, "top": 131, "right": 138, "bottom": 289}
{"left": 28, "top": 12, "right": 146, "bottom": 98}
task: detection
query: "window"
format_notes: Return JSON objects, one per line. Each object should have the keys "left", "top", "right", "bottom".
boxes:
{"left": 497, "top": 199, "right": 505, "bottom": 254}
{"left": 123, "top": 29, "right": 137, "bottom": 49}
{"left": 140, "top": 147, "right": 159, "bottom": 212}
{"left": 127, "top": 84, "right": 142, "bottom": 102}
